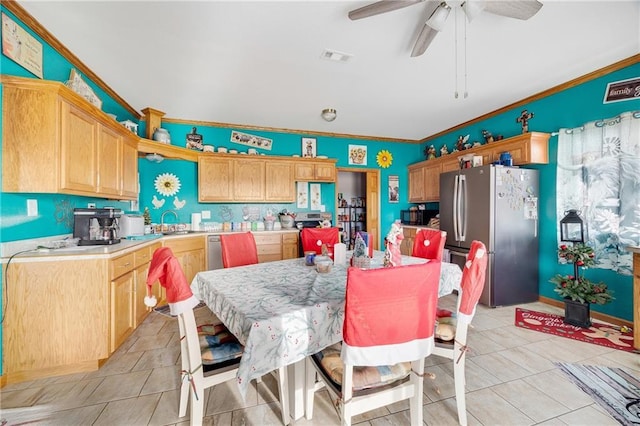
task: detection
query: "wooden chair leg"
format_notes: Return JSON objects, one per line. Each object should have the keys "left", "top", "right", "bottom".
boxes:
{"left": 189, "top": 383, "right": 205, "bottom": 426}
{"left": 304, "top": 357, "right": 316, "bottom": 420}
{"left": 410, "top": 359, "right": 425, "bottom": 426}
{"left": 178, "top": 374, "right": 189, "bottom": 418}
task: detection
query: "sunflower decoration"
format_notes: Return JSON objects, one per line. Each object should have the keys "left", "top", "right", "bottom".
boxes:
{"left": 376, "top": 150, "right": 393, "bottom": 168}
{"left": 154, "top": 173, "right": 181, "bottom": 197}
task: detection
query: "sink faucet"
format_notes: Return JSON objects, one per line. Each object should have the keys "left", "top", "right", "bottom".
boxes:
{"left": 160, "top": 210, "right": 178, "bottom": 232}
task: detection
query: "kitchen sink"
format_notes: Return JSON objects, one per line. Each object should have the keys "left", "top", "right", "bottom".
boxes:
{"left": 162, "top": 230, "right": 206, "bottom": 236}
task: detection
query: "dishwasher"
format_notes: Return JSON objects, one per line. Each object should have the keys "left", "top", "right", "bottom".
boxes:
{"left": 207, "top": 235, "right": 224, "bottom": 270}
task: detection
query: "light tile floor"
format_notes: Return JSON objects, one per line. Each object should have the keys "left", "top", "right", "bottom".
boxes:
{"left": 2, "top": 295, "right": 639, "bottom": 425}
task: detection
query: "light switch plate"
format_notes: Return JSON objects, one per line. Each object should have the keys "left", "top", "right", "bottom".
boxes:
{"left": 201, "top": 210, "right": 211, "bottom": 219}
{"left": 27, "top": 199, "right": 38, "bottom": 217}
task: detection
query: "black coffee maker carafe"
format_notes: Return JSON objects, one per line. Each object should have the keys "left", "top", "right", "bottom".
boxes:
{"left": 73, "top": 207, "right": 122, "bottom": 245}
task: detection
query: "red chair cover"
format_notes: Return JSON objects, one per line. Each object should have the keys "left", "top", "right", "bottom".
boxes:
{"left": 220, "top": 232, "right": 259, "bottom": 268}
{"left": 300, "top": 227, "right": 340, "bottom": 255}
{"left": 457, "top": 240, "right": 488, "bottom": 324}
{"left": 341, "top": 261, "right": 441, "bottom": 366}
{"left": 412, "top": 228, "right": 447, "bottom": 261}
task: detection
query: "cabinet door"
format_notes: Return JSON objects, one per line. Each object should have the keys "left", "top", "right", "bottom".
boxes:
{"left": 282, "top": 233, "right": 299, "bottom": 259}
{"left": 294, "top": 163, "right": 315, "bottom": 181}
{"left": 97, "top": 124, "right": 122, "bottom": 197}
{"left": 490, "top": 139, "right": 528, "bottom": 165}
{"left": 315, "top": 163, "right": 336, "bottom": 182}
{"left": 441, "top": 158, "right": 459, "bottom": 173}
{"left": 60, "top": 100, "right": 98, "bottom": 193}
{"left": 111, "top": 272, "right": 135, "bottom": 352}
{"left": 265, "top": 161, "right": 294, "bottom": 202}
{"left": 121, "top": 137, "right": 139, "bottom": 199}
{"left": 423, "top": 163, "right": 442, "bottom": 202}
{"left": 181, "top": 249, "right": 205, "bottom": 284}
{"left": 198, "top": 157, "right": 234, "bottom": 201}
{"left": 408, "top": 167, "right": 425, "bottom": 202}
{"left": 234, "top": 159, "right": 265, "bottom": 201}
{"left": 135, "top": 264, "right": 150, "bottom": 326}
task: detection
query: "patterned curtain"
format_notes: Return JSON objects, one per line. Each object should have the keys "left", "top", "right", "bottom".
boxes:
{"left": 556, "top": 111, "right": 640, "bottom": 276}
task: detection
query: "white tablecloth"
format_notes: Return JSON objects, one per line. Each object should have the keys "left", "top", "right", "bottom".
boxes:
{"left": 191, "top": 251, "right": 462, "bottom": 397}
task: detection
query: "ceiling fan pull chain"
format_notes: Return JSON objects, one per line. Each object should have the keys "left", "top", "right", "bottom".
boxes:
{"left": 464, "top": 11, "right": 469, "bottom": 99}
{"left": 454, "top": 6, "right": 459, "bottom": 99}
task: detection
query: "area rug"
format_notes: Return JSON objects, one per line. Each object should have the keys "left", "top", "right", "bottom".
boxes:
{"left": 153, "top": 301, "right": 207, "bottom": 317}
{"left": 556, "top": 363, "right": 640, "bottom": 425}
{"left": 515, "top": 308, "right": 636, "bottom": 353}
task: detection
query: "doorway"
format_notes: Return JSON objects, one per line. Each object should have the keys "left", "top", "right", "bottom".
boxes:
{"left": 336, "top": 168, "right": 380, "bottom": 250}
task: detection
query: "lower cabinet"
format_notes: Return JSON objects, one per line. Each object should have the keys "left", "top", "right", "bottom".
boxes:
{"left": 163, "top": 236, "right": 206, "bottom": 285}
{"left": 254, "top": 231, "right": 300, "bottom": 263}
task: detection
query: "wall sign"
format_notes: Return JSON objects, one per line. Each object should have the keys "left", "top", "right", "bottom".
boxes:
{"left": 2, "top": 13, "right": 43, "bottom": 78}
{"left": 603, "top": 77, "right": 640, "bottom": 104}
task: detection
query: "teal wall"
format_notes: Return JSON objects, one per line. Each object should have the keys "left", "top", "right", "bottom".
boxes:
{"left": 421, "top": 62, "right": 640, "bottom": 321}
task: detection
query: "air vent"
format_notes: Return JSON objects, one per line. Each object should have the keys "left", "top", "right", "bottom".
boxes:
{"left": 320, "top": 49, "right": 353, "bottom": 63}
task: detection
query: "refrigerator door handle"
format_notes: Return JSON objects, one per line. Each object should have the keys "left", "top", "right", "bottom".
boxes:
{"left": 453, "top": 175, "right": 460, "bottom": 241}
{"left": 458, "top": 174, "right": 466, "bottom": 242}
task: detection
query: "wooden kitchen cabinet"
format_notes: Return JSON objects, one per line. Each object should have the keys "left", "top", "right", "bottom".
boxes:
{"left": 254, "top": 231, "right": 300, "bottom": 263}
{"left": 2, "top": 258, "right": 110, "bottom": 384}
{"left": 1, "top": 75, "right": 138, "bottom": 200}
{"left": 163, "top": 236, "right": 206, "bottom": 285}
{"left": 134, "top": 242, "right": 162, "bottom": 327}
{"left": 294, "top": 159, "right": 336, "bottom": 182}
{"left": 265, "top": 161, "right": 295, "bottom": 201}
{"left": 234, "top": 159, "right": 265, "bottom": 201}
{"left": 408, "top": 132, "right": 550, "bottom": 202}
{"left": 109, "top": 252, "right": 135, "bottom": 352}
{"left": 400, "top": 226, "right": 418, "bottom": 256}
{"left": 199, "top": 156, "right": 297, "bottom": 202}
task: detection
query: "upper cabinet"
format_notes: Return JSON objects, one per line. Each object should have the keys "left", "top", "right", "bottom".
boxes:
{"left": 1, "top": 76, "right": 138, "bottom": 200}
{"left": 409, "top": 132, "right": 550, "bottom": 202}
{"left": 198, "top": 155, "right": 335, "bottom": 203}
{"left": 199, "top": 156, "right": 297, "bottom": 203}
{"left": 294, "top": 159, "right": 336, "bottom": 182}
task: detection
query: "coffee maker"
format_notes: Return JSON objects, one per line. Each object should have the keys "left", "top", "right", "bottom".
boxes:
{"left": 73, "top": 208, "right": 122, "bottom": 246}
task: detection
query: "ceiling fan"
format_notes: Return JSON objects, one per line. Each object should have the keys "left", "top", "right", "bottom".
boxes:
{"left": 348, "top": 0, "right": 543, "bottom": 57}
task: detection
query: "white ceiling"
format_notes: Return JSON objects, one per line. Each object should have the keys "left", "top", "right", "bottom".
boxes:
{"left": 16, "top": 1, "right": 640, "bottom": 141}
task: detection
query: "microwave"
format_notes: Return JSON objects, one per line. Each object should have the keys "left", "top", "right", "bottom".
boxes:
{"left": 400, "top": 209, "right": 438, "bottom": 226}
{"left": 119, "top": 214, "right": 145, "bottom": 237}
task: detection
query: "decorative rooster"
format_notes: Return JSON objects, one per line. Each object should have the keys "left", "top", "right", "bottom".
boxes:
{"left": 173, "top": 196, "right": 186, "bottom": 210}
{"left": 152, "top": 195, "right": 165, "bottom": 210}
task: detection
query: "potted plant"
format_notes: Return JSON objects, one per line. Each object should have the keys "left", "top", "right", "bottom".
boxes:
{"left": 549, "top": 243, "right": 614, "bottom": 327}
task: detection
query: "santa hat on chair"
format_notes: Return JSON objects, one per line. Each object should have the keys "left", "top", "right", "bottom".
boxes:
{"left": 144, "top": 247, "right": 200, "bottom": 316}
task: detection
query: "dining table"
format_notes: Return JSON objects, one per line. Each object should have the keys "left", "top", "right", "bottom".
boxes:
{"left": 190, "top": 250, "right": 463, "bottom": 419}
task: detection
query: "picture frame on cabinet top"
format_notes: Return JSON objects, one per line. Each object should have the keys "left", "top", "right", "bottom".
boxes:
{"left": 302, "top": 137, "right": 317, "bottom": 158}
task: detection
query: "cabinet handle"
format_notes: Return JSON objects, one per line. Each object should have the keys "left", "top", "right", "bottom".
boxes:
{"left": 120, "top": 262, "right": 131, "bottom": 267}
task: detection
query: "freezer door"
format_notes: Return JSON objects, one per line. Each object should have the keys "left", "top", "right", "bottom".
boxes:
{"left": 491, "top": 167, "right": 539, "bottom": 306}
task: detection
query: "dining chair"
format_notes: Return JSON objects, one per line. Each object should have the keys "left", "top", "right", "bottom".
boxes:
{"left": 300, "top": 227, "right": 340, "bottom": 255}
{"left": 431, "top": 240, "right": 487, "bottom": 426}
{"left": 304, "top": 261, "right": 442, "bottom": 426}
{"left": 220, "top": 231, "right": 259, "bottom": 268}
{"left": 412, "top": 228, "right": 447, "bottom": 261}
{"left": 147, "top": 247, "right": 290, "bottom": 425}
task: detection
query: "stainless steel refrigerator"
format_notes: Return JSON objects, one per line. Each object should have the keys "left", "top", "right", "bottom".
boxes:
{"left": 440, "top": 165, "right": 539, "bottom": 307}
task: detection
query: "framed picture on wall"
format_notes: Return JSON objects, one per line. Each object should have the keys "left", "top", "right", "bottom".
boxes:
{"left": 302, "top": 137, "right": 316, "bottom": 158}
{"left": 388, "top": 175, "right": 399, "bottom": 203}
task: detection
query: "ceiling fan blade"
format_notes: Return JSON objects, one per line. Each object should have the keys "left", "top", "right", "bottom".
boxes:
{"left": 348, "top": 0, "right": 424, "bottom": 20}
{"left": 410, "top": 23, "right": 439, "bottom": 57}
{"left": 483, "top": 0, "right": 543, "bottom": 20}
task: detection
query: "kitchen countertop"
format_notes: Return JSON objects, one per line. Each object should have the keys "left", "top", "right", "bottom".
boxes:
{"left": 1, "top": 229, "right": 300, "bottom": 263}
{"left": 626, "top": 245, "right": 640, "bottom": 254}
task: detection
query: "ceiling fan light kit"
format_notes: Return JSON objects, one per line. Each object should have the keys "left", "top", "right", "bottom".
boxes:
{"left": 321, "top": 108, "right": 337, "bottom": 122}
{"left": 146, "top": 153, "right": 164, "bottom": 163}
{"left": 427, "top": 2, "right": 451, "bottom": 32}
{"left": 349, "top": 0, "right": 542, "bottom": 57}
